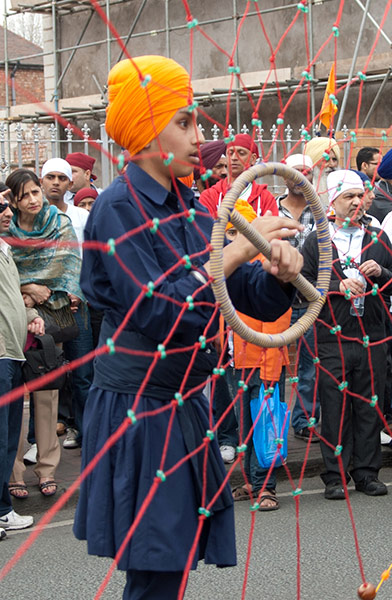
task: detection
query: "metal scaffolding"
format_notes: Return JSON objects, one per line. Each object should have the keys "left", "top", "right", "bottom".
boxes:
{"left": 0, "top": 0, "right": 391, "bottom": 186}
{"left": 3, "top": 0, "right": 392, "bottom": 119}
{"left": 0, "top": 0, "right": 391, "bottom": 149}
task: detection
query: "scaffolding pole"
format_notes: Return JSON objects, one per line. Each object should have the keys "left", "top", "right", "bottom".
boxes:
{"left": 308, "top": 0, "right": 316, "bottom": 124}
{"left": 2, "top": 4, "right": 11, "bottom": 171}
{"left": 3, "top": 4, "right": 9, "bottom": 116}
{"left": 106, "top": 0, "right": 111, "bottom": 72}
{"left": 336, "top": 0, "right": 371, "bottom": 131}
{"left": 165, "top": 0, "right": 170, "bottom": 57}
{"left": 117, "top": 0, "right": 149, "bottom": 63}
{"left": 353, "top": 0, "right": 392, "bottom": 47}
{"left": 361, "top": 66, "right": 392, "bottom": 128}
{"left": 52, "top": 0, "right": 60, "bottom": 155}
{"left": 233, "top": 0, "right": 241, "bottom": 134}
{"left": 55, "top": 9, "right": 95, "bottom": 91}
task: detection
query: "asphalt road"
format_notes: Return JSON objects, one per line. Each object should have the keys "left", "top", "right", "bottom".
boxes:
{"left": 2, "top": 469, "right": 392, "bottom": 600}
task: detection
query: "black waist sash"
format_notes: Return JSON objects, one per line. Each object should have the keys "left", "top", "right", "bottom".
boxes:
{"left": 94, "top": 317, "right": 218, "bottom": 401}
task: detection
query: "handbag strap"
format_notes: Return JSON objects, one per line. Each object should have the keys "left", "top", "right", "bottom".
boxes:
{"left": 35, "top": 334, "right": 58, "bottom": 370}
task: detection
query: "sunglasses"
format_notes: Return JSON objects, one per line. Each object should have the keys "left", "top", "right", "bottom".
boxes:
{"left": 0, "top": 200, "right": 12, "bottom": 214}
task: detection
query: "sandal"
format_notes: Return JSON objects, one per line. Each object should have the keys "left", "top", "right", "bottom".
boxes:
{"left": 232, "top": 485, "right": 252, "bottom": 501}
{"left": 9, "top": 484, "right": 29, "bottom": 499}
{"left": 39, "top": 480, "right": 57, "bottom": 497}
{"left": 258, "top": 489, "right": 280, "bottom": 512}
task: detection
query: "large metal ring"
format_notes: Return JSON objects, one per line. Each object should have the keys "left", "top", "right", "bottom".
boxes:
{"left": 209, "top": 162, "right": 332, "bottom": 348}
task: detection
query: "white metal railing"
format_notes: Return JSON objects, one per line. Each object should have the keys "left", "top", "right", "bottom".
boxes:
{"left": 0, "top": 119, "right": 371, "bottom": 193}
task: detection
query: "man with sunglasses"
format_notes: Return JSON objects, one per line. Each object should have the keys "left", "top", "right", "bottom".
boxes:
{"left": 0, "top": 189, "right": 44, "bottom": 538}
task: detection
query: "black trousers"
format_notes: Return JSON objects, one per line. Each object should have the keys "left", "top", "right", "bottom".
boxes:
{"left": 318, "top": 341, "right": 387, "bottom": 485}
{"left": 123, "top": 570, "right": 184, "bottom": 600}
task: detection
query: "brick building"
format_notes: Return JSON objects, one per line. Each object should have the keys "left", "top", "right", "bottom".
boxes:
{"left": 0, "top": 26, "right": 44, "bottom": 108}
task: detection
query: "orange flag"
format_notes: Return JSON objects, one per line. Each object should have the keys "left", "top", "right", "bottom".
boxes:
{"left": 320, "top": 64, "right": 338, "bottom": 130}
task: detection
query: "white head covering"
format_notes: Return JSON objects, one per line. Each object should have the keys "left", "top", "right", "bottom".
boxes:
{"left": 327, "top": 169, "right": 364, "bottom": 204}
{"left": 285, "top": 154, "right": 313, "bottom": 169}
{"left": 41, "top": 158, "right": 72, "bottom": 181}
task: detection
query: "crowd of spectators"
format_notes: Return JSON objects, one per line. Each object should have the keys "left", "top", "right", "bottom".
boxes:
{"left": 198, "top": 135, "right": 392, "bottom": 507}
{"left": 0, "top": 152, "right": 99, "bottom": 539}
{"left": 1, "top": 135, "right": 392, "bottom": 546}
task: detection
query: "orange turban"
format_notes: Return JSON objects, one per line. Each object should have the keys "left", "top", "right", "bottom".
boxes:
{"left": 226, "top": 199, "right": 257, "bottom": 229}
{"left": 178, "top": 174, "right": 194, "bottom": 188}
{"left": 106, "top": 55, "right": 193, "bottom": 157}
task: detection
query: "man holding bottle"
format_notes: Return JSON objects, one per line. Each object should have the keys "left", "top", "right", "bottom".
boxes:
{"left": 301, "top": 170, "right": 392, "bottom": 500}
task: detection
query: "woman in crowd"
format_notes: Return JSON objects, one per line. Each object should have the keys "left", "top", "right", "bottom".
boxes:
{"left": 6, "top": 168, "right": 83, "bottom": 498}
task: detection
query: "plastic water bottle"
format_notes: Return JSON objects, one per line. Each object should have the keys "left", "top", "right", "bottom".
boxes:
{"left": 350, "top": 271, "right": 365, "bottom": 317}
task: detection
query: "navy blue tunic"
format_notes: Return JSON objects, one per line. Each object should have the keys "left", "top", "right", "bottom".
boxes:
{"left": 73, "top": 163, "right": 294, "bottom": 571}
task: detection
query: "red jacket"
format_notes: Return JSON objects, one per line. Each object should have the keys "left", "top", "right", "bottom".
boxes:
{"left": 199, "top": 178, "right": 278, "bottom": 219}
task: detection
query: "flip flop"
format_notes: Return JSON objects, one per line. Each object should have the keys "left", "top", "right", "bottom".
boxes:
{"left": 39, "top": 480, "right": 57, "bottom": 497}
{"left": 232, "top": 486, "right": 252, "bottom": 501}
{"left": 258, "top": 490, "right": 280, "bottom": 512}
{"left": 9, "top": 484, "right": 29, "bottom": 499}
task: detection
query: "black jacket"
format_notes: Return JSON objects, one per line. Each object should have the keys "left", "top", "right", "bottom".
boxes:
{"left": 367, "top": 180, "right": 392, "bottom": 223}
{"left": 301, "top": 224, "right": 392, "bottom": 345}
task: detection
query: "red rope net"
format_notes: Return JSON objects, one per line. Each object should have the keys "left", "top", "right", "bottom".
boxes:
{"left": 1, "top": 1, "right": 392, "bottom": 599}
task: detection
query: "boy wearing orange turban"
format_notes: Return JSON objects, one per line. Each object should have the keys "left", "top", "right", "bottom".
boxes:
{"left": 74, "top": 55, "right": 304, "bottom": 600}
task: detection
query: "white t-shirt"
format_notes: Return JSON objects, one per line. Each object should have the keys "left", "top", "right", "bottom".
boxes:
{"left": 381, "top": 212, "right": 392, "bottom": 244}
{"left": 0, "top": 238, "right": 9, "bottom": 257}
{"left": 63, "top": 203, "right": 89, "bottom": 255}
{"left": 380, "top": 212, "right": 392, "bottom": 313}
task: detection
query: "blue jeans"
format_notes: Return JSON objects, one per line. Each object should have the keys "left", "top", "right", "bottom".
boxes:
{"left": 0, "top": 359, "right": 23, "bottom": 516}
{"left": 290, "top": 307, "right": 320, "bottom": 432}
{"left": 61, "top": 306, "right": 93, "bottom": 442}
{"left": 226, "top": 368, "right": 277, "bottom": 492}
{"left": 213, "top": 375, "right": 238, "bottom": 448}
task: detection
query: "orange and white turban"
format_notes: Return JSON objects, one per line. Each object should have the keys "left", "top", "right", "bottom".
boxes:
{"left": 106, "top": 55, "right": 193, "bottom": 156}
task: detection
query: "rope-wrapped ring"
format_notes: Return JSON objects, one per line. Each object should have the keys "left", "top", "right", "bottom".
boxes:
{"left": 209, "top": 162, "right": 332, "bottom": 348}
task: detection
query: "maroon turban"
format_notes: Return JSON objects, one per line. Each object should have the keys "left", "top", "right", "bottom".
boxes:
{"left": 227, "top": 134, "right": 259, "bottom": 157}
{"left": 66, "top": 152, "right": 97, "bottom": 180}
{"left": 194, "top": 140, "right": 226, "bottom": 180}
{"left": 74, "top": 187, "right": 98, "bottom": 207}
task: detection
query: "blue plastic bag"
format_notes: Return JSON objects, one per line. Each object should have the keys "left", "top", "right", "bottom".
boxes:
{"left": 250, "top": 383, "right": 290, "bottom": 469}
